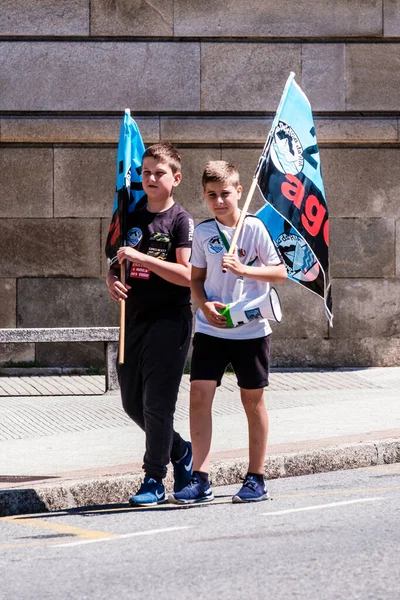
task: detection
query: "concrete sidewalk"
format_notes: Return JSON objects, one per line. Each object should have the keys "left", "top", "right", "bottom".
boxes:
{"left": 0, "top": 367, "right": 399, "bottom": 516}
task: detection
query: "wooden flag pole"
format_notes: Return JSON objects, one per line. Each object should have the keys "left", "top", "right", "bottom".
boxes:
{"left": 222, "top": 176, "right": 258, "bottom": 272}
{"left": 118, "top": 261, "right": 126, "bottom": 364}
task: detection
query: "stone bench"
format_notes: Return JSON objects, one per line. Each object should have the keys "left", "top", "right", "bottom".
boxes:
{"left": 0, "top": 327, "right": 120, "bottom": 391}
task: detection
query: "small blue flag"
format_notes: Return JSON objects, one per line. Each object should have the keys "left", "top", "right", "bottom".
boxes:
{"left": 105, "top": 109, "right": 147, "bottom": 266}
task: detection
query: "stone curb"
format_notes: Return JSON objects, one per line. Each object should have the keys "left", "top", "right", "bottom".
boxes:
{"left": 0, "top": 367, "right": 99, "bottom": 376}
{"left": 1, "top": 439, "right": 399, "bottom": 517}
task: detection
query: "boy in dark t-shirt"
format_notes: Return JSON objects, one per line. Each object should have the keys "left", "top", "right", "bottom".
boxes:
{"left": 106, "top": 143, "right": 194, "bottom": 506}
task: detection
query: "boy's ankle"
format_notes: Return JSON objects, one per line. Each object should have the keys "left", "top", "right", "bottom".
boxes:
{"left": 145, "top": 474, "right": 163, "bottom": 485}
{"left": 194, "top": 471, "right": 209, "bottom": 486}
{"left": 246, "top": 472, "right": 264, "bottom": 484}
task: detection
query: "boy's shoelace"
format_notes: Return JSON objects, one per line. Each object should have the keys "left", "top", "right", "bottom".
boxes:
{"left": 187, "top": 475, "right": 200, "bottom": 488}
{"left": 242, "top": 478, "right": 260, "bottom": 491}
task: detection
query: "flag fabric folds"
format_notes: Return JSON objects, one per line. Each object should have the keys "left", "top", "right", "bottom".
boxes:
{"left": 105, "top": 109, "right": 147, "bottom": 267}
{"left": 255, "top": 72, "right": 333, "bottom": 325}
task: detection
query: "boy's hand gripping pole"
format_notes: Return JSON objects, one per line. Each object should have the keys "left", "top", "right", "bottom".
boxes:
{"left": 222, "top": 177, "right": 258, "bottom": 273}
{"left": 118, "top": 260, "right": 126, "bottom": 364}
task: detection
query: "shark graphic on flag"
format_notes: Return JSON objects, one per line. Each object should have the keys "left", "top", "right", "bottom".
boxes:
{"left": 105, "top": 109, "right": 147, "bottom": 267}
{"left": 255, "top": 72, "right": 333, "bottom": 326}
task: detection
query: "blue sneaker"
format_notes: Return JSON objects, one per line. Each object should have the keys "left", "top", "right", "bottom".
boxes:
{"left": 129, "top": 476, "right": 166, "bottom": 506}
{"left": 232, "top": 474, "right": 269, "bottom": 503}
{"left": 169, "top": 474, "right": 214, "bottom": 505}
{"left": 172, "top": 441, "right": 193, "bottom": 492}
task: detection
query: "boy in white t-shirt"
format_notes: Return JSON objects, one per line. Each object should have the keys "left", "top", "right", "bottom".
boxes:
{"left": 169, "top": 161, "right": 287, "bottom": 505}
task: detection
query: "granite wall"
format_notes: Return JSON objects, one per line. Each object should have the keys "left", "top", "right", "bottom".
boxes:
{"left": 0, "top": 1, "right": 399, "bottom": 367}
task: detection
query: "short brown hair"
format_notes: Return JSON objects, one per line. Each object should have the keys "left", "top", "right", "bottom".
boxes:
{"left": 202, "top": 160, "right": 240, "bottom": 189}
{"left": 142, "top": 142, "right": 181, "bottom": 174}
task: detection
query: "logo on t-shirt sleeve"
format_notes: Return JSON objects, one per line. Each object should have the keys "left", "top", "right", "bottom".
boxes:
{"left": 188, "top": 218, "right": 194, "bottom": 242}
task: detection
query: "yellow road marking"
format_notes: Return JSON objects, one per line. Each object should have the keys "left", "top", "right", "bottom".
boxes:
{"left": 54, "top": 526, "right": 192, "bottom": 548}
{"left": 2, "top": 516, "right": 117, "bottom": 541}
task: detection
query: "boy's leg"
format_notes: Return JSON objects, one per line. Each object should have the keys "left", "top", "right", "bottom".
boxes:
{"left": 230, "top": 335, "right": 271, "bottom": 503}
{"left": 169, "top": 334, "right": 228, "bottom": 505}
{"left": 189, "top": 334, "right": 229, "bottom": 473}
{"left": 117, "top": 315, "right": 146, "bottom": 429}
{"left": 119, "top": 312, "right": 192, "bottom": 506}
{"left": 141, "top": 312, "right": 191, "bottom": 481}
{"left": 190, "top": 380, "right": 217, "bottom": 473}
{"left": 118, "top": 320, "right": 185, "bottom": 458}
{"left": 240, "top": 387, "right": 268, "bottom": 474}
{"left": 168, "top": 380, "right": 216, "bottom": 505}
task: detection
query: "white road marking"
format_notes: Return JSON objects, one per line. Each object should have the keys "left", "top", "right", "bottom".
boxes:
{"left": 54, "top": 526, "right": 192, "bottom": 547}
{"left": 261, "top": 497, "right": 383, "bottom": 516}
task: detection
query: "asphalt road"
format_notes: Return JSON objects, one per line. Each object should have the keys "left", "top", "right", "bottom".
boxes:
{"left": 1, "top": 464, "right": 399, "bottom": 600}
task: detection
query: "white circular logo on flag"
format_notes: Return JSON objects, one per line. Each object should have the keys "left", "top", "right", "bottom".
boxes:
{"left": 276, "top": 232, "right": 319, "bottom": 282}
{"left": 271, "top": 121, "right": 304, "bottom": 175}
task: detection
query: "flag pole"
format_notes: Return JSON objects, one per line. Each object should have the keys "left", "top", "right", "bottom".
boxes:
{"left": 118, "top": 175, "right": 128, "bottom": 366}
{"left": 118, "top": 261, "right": 126, "bottom": 364}
{"left": 229, "top": 177, "right": 258, "bottom": 252}
{"left": 222, "top": 177, "right": 258, "bottom": 273}
{"left": 222, "top": 135, "right": 273, "bottom": 272}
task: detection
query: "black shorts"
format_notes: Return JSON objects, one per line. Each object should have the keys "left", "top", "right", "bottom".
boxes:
{"left": 190, "top": 332, "right": 271, "bottom": 390}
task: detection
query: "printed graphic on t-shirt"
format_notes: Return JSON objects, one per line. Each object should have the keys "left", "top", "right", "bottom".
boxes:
{"left": 207, "top": 235, "right": 224, "bottom": 254}
{"left": 130, "top": 264, "right": 150, "bottom": 279}
{"left": 147, "top": 232, "right": 171, "bottom": 260}
{"left": 127, "top": 227, "right": 142, "bottom": 247}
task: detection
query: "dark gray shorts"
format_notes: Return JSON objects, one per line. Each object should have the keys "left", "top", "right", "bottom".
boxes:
{"left": 190, "top": 332, "right": 271, "bottom": 390}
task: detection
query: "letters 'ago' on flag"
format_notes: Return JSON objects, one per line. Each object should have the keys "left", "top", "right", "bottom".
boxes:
{"left": 255, "top": 72, "right": 333, "bottom": 326}
{"left": 105, "top": 109, "right": 147, "bottom": 267}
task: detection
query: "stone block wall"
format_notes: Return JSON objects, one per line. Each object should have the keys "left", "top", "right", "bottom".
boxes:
{"left": 0, "top": 1, "right": 399, "bottom": 367}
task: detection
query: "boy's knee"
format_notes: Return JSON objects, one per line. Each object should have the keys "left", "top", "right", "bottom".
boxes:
{"left": 190, "top": 380, "right": 216, "bottom": 406}
{"left": 122, "top": 400, "right": 143, "bottom": 426}
{"left": 240, "top": 388, "right": 265, "bottom": 407}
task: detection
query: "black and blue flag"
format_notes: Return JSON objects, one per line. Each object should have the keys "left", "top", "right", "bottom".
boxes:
{"left": 255, "top": 73, "right": 333, "bottom": 325}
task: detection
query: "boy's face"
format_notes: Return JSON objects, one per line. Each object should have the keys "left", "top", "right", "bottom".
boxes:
{"left": 142, "top": 157, "right": 181, "bottom": 201}
{"left": 203, "top": 181, "right": 242, "bottom": 222}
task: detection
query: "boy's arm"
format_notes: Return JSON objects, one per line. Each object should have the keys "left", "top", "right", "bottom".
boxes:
{"left": 221, "top": 253, "right": 287, "bottom": 283}
{"left": 191, "top": 266, "right": 227, "bottom": 328}
{"left": 223, "top": 220, "right": 287, "bottom": 283}
{"left": 117, "top": 246, "right": 191, "bottom": 287}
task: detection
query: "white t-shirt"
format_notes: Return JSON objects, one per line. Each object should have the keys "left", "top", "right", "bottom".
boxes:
{"left": 190, "top": 214, "right": 282, "bottom": 340}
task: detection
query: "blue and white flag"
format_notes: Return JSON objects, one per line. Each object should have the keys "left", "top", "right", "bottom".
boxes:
{"left": 105, "top": 109, "right": 147, "bottom": 266}
{"left": 255, "top": 72, "right": 333, "bottom": 325}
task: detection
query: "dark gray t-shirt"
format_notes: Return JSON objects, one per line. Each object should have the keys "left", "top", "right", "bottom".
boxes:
{"left": 125, "top": 203, "right": 194, "bottom": 314}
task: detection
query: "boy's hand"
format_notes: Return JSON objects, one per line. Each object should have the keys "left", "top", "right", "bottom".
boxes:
{"left": 106, "top": 271, "right": 131, "bottom": 302}
{"left": 201, "top": 301, "right": 227, "bottom": 328}
{"left": 222, "top": 250, "right": 245, "bottom": 276}
{"left": 117, "top": 246, "right": 144, "bottom": 266}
